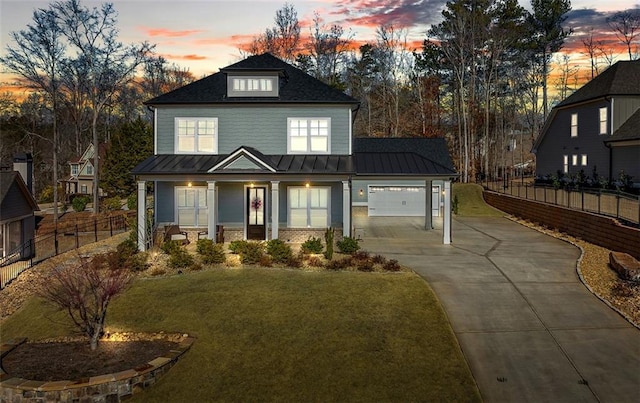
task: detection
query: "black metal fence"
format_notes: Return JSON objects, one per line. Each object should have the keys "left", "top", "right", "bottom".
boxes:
{"left": 485, "top": 180, "right": 640, "bottom": 226}
{"left": 0, "top": 213, "right": 133, "bottom": 289}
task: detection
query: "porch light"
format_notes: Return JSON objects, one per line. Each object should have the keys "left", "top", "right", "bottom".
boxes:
{"left": 305, "top": 182, "right": 310, "bottom": 188}
{"left": 188, "top": 182, "right": 192, "bottom": 187}
{"left": 250, "top": 182, "right": 254, "bottom": 188}
{"left": 359, "top": 189, "right": 364, "bottom": 197}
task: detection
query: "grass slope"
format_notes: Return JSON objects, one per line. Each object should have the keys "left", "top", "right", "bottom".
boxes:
{"left": 1, "top": 269, "right": 480, "bottom": 402}
{"left": 453, "top": 183, "right": 504, "bottom": 217}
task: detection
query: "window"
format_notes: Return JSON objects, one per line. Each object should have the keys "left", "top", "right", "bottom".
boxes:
{"left": 288, "top": 186, "right": 330, "bottom": 228}
{"left": 81, "top": 185, "right": 87, "bottom": 194}
{"left": 175, "top": 186, "right": 208, "bottom": 227}
{"left": 570, "top": 113, "right": 578, "bottom": 137}
{"left": 228, "top": 76, "right": 277, "bottom": 97}
{"left": 572, "top": 155, "right": 578, "bottom": 166}
{"left": 175, "top": 118, "right": 217, "bottom": 154}
{"left": 288, "top": 118, "right": 330, "bottom": 154}
{"left": 563, "top": 155, "right": 568, "bottom": 173}
{"left": 581, "top": 154, "right": 587, "bottom": 166}
{"left": 86, "top": 165, "right": 93, "bottom": 175}
{"left": 599, "top": 107, "right": 607, "bottom": 134}
{"left": 71, "top": 164, "right": 79, "bottom": 176}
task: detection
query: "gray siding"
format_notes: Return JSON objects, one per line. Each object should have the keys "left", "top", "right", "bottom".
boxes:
{"left": 217, "top": 183, "right": 245, "bottom": 224}
{"left": 536, "top": 100, "right": 612, "bottom": 179}
{"left": 611, "top": 145, "right": 640, "bottom": 181}
{"left": 156, "top": 105, "right": 351, "bottom": 155}
{"left": 155, "top": 181, "right": 176, "bottom": 223}
{"left": 613, "top": 97, "right": 640, "bottom": 133}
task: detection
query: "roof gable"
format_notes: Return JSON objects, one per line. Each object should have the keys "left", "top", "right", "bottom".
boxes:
{"left": 606, "top": 107, "right": 640, "bottom": 143}
{"left": 209, "top": 146, "right": 277, "bottom": 172}
{"left": 0, "top": 171, "right": 39, "bottom": 216}
{"left": 145, "top": 53, "right": 359, "bottom": 106}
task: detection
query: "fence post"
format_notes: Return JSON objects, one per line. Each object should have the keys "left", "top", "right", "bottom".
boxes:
{"left": 54, "top": 228, "right": 59, "bottom": 256}
{"left": 616, "top": 194, "right": 620, "bottom": 219}
{"left": 598, "top": 191, "right": 601, "bottom": 215}
{"left": 109, "top": 216, "right": 113, "bottom": 237}
{"left": 94, "top": 218, "right": 98, "bottom": 243}
{"left": 75, "top": 224, "right": 79, "bottom": 249}
{"left": 581, "top": 190, "right": 585, "bottom": 211}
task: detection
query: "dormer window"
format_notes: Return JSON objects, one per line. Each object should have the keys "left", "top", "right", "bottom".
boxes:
{"left": 71, "top": 164, "right": 79, "bottom": 176}
{"left": 227, "top": 74, "right": 278, "bottom": 97}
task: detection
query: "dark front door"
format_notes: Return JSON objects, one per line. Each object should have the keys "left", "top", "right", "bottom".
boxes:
{"left": 247, "top": 187, "right": 266, "bottom": 240}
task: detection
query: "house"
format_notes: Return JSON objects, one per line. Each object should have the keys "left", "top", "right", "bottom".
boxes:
{"left": 0, "top": 170, "right": 38, "bottom": 260}
{"left": 533, "top": 60, "right": 640, "bottom": 186}
{"left": 62, "top": 143, "right": 105, "bottom": 198}
{"left": 132, "top": 53, "right": 457, "bottom": 250}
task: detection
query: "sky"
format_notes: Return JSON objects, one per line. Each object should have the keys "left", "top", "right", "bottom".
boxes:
{"left": 0, "top": 0, "right": 639, "bottom": 89}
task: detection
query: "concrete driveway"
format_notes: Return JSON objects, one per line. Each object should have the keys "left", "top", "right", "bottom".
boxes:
{"left": 353, "top": 215, "right": 640, "bottom": 403}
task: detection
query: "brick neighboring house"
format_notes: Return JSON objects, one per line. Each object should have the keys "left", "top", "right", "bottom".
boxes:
{"left": 132, "top": 53, "right": 457, "bottom": 250}
{"left": 533, "top": 60, "right": 640, "bottom": 187}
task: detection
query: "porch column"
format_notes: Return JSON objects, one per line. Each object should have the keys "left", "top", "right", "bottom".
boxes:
{"left": 271, "top": 181, "right": 279, "bottom": 240}
{"left": 443, "top": 180, "right": 451, "bottom": 245}
{"left": 425, "top": 179, "right": 433, "bottom": 230}
{"left": 137, "top": 180, "right": 146, "bottom": 251}
{"left": 207, "top": 181, "right": 216, "bottom": 241}
{"left": 342, "top": 180, "right": 351, "bottom": 237}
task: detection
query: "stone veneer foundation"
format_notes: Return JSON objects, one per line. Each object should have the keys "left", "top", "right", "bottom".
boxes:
{"left": 0, "top": 334, "right": 194, "bottom": 403}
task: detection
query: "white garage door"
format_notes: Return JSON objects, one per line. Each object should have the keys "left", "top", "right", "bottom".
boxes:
{"left": 368, "top": 186, "right": 441, "bottom": 217}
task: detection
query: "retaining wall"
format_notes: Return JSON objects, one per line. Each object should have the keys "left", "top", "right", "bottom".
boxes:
{"left": 483, "top": 191, "right": 640, "bottom": 260}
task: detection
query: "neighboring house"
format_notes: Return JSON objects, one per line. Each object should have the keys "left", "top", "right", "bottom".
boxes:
{"left": 533, "top": 60, "right": 640, "bottom": 186}
{"left": 62, "top": 143, "right": 105, "bottom": 198}
{"left": 132, "top": 53, "right": 457, "bottom": 250}
{"left": 0, "top": 171, "right": 38, "bottom": 259}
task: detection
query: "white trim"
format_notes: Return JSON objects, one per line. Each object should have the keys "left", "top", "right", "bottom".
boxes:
{"left": 153, "top": 108, "right": 158, "bottom": 155}
{"left": 174, "top": 117, "right": 218, "bottom": 154}
{"left": 174, "top": 186, "right": 208, "bottom": 228}
{"left": 209, "top": 147, "right": 276, "bottom": 172}
{"left": 348, "top": 109, "right": 352, "bottom": 155}
{"left": 207, "top": 181, "right": 216, "bottom": 241}
{"left": 287, "top": 117, "right": 331, "bottom": 154}
{"left": 137, "top": 181, "right": 146, "bottom": 252}
{"left": 342, "top": 180, "right": 350, "bottom": 237}
{"left": 287, "top": 185, "right": 331, "bottom": 228}
{"left": 443, "top": 180, "right": 451, "bottom": 245}
{"left": 271, "top": 181, "right": 280, "bottom": 240}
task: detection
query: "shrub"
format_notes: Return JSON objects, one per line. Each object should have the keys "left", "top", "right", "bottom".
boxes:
{"left": 259, "top": 254, "right": 273, "bottom": 267}
{"left": 168, "top": 247, "right": 195, "bottom": 269}
{"left": 383, "top": 259, "right": 402, "bottom": 272}
{"left": 324, "top": 227, "right": 334, "bottom": 260}
{"left": 38, "top": 185, "right": 62, "bottom": 203}
{"left": 117, "top": 237, "right": 138, "bottom": 258}
{"left": 161, "top": 240, "right": 182, "bottom": 255}
{"left": 196, "top": 239, "right": 226, "bottom": 264}
{"left": 287, "top": 253, "right": 304, "bottom": 268}
{"left": 239, "top": 241, "right": 265, "bottom": 265}
{"left": 127, "top": 252, "right": 149, "bottom": 272}
{"left": 306, "top": 256, "right": 324, "bottom": 268}
{"left": 372, "top": 254, "right": 387, "bottom": 264}
{"left": 229, "top": 240, "right": 250, "bottom": 255}
{"left": 337, "top": 236, "right": 360, "bottom": 254}
{"left": 452, "top": 194, "right": 459, "bottom": 215}
{"left": 103, "top": 196, "right": 122, "bottom": 211}
{"left": 326, "top": 257, "right": 351, "bottom": 271}
{"left": 301, "top": 237, "right": 323, "bottom": 254}
{"left": 352, "top": 250, "right": 370, "bottom": 262}
{"left": 127, "top": 193, "right": 137, "bottom": 211}
{"left": 357, "top": 260, "right": 374, "bottom": 272}
{"left": 72, "top": 195, "right": 90, "bottom": 212}
{"left": 266, "top": 239, "right": 293, "bottom": 263}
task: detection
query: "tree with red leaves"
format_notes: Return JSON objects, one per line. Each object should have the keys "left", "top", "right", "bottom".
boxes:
{"left": 38, "top": 252, "right": 133, "bottom": 350}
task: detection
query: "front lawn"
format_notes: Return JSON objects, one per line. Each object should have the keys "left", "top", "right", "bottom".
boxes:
{"left": 1, "top": 268, "right": 479, "bottom": 402}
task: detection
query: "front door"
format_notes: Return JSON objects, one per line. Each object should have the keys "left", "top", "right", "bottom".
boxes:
{"left": 247, "top": 187, "right": 266, "bottom": 240}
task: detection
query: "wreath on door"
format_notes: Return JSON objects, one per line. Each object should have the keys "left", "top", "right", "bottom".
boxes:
{"left": 251, "top": 197, "right": 262, "bottom": 211}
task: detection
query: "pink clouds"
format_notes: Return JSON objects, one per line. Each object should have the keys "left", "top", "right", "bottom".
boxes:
{"left": 140, "top": 27, "right": 204, "bottom": 38}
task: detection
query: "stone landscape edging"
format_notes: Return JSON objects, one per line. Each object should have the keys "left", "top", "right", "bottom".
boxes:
{"left": 0, "top": 333, "right": 194, "bottom": 402}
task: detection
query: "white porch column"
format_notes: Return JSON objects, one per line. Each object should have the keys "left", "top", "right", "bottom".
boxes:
{"left": 137, "top": 180, "right": 146, "bottom": 251}
{"left": 271, "top": 181, "right": 279, "bottom": 240}
{"left": 443, "top": 180, "right": 452, "bottom": 245}
{"left": 342, "top": 180, "right": 351, "bottom": 237}
{"left": 207, "top": 181, "right": 216, "bottom": 241}
{"left": 425, "top": 179, "right": 433, "bottom": 231}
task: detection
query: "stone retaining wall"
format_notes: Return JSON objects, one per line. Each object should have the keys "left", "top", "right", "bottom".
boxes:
{"left": 0, "top": 335, "right": 194, "bottom": 403}
{"left": 484, "top": 191, "right": 640, "bottom": 260}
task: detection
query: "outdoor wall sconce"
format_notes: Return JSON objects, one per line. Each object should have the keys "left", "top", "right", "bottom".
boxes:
{"left": 250, "top": 182, "right": 254, "bottom": 188}
{"left": 305, "top": 182, "right": 310, "bottom": 188}
{"left": 187, "top": 182, "right": 192, "bottom": 187}
{"left": 359, "top": 189, "right": 364, "bottom": 197}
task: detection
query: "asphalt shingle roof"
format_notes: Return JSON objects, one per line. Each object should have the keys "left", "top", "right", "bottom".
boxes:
{"left": 606, "top": 108, "right": 640, "bottom": 143}
{"left": 145, "top": 53, "right": 359, "bottom": 106}
{"left": 556, "top": 60, "right": 640, "bottom": 108}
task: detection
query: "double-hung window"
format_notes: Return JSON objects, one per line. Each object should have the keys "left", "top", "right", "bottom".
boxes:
{"left": 599, "top": 107, "right": 607, "bottom": 134}
{"left": 86, "top": 165, "right": 93, "bottom": 175}
{"left": 288, "top": 118, "right": 330, "bottom": 154}
{"left": 176, "top": 186, "right": 208, "bottom": 227}
{"left": 570, "top": 113, "right": 578, "bottom": 137}
{"left": 176, "top": 118, "right": 217, "bottom": 153}
{"left": 581, "top": 154, "right": 587, "bottom": 166}
{"left": 563, "top": 155, "right": 569, "bottom": 173}
{"left": 288, "top": 186, "right": 330, "bottom": 228}
{"left": 70, "top": 164, "right": 79, "bottom": 176}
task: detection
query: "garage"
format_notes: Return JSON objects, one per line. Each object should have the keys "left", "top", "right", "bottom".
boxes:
{"left": 368, "top": 185, "right": 441, "bottom": 217}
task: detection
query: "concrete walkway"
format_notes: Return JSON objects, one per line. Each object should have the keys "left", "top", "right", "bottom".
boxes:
{"left": 354, "top": 215, "right": 640, "bottom": 403}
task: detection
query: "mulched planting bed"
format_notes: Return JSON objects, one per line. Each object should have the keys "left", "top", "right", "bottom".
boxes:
{"left": 2, "top": 339, "right": 178, "bottom": 381}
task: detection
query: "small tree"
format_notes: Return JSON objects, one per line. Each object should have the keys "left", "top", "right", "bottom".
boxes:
{"left": 38, "top": 252, "right": 132, "bottom": 350}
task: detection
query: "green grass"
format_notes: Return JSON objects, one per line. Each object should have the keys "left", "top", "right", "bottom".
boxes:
{"left": 1, "top": 269, "right": 480, "bottom": 402}
{"left": 453, "top": 183, "right": 504, "bottom": 217}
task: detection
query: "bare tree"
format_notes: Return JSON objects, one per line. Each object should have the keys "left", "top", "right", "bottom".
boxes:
{"left": 247, "top": 3, "right": 300, "bottom": 63}
{"left": 53, "top": 0, "right": 152, "bottom": 213}
{"left": 1, "top": 7, "right": 65, "bottom": 224}
{"left": 608, "top": 10, "right": 640, "bottom": 60}
{"left": 581, "top": 30, "right": 601, "bottom": 79}
{"left": 305, "top": 13, "right": 352, "bottom": 88}
{"left": 38, "top": 252, "right": 133, "bottom": 350}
